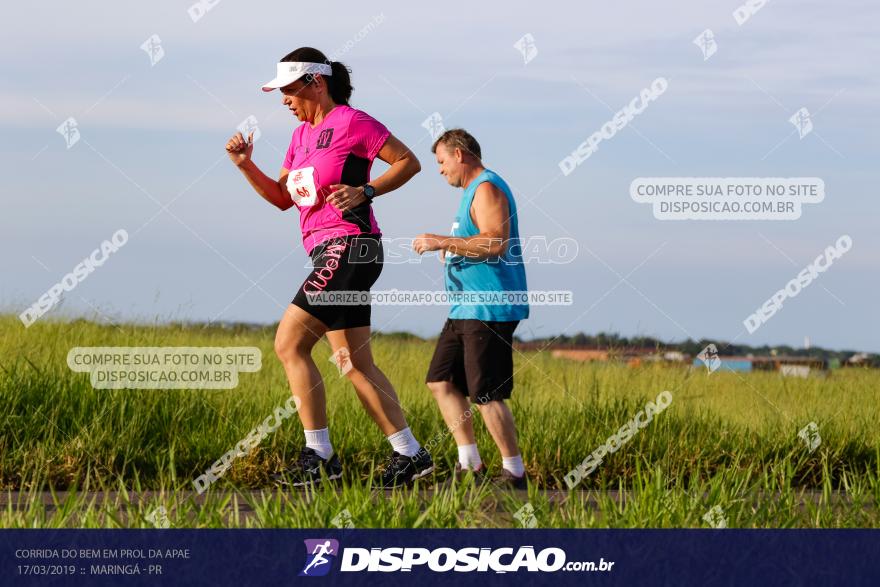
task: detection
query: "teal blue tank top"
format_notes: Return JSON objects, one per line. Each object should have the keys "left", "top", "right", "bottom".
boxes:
{"left": 445, "top": 169, "right": 529, "bottom": 321}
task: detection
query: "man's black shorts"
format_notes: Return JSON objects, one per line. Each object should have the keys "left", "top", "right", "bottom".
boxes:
{"left": 292, "top": 234, "right": 382, "bottom": 331}
{"left": 426, "top": 318, "right": 520, "bottom": 404}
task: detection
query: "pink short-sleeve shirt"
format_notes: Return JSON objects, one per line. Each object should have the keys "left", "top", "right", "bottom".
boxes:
{"left": 282, "top": 105, "right": 389, "bottom": 253}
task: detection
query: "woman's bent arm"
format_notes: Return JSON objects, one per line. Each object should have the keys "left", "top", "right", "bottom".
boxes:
{"left": 236, "top": 160, "right": 294, "bottom": 211}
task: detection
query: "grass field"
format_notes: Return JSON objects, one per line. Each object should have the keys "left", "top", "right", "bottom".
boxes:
{"left": 1, "top": 315, "right": 879, "bottom": 528}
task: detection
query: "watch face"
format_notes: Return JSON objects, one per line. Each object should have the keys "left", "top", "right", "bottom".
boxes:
{"left": 364, "top": 185, "right": 375, "bottom": 199}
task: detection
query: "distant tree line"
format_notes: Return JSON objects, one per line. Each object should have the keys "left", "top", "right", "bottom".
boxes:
{"left": 185, "top": 321, "right": 879, "bottom": 367}
{"left": 512, "top": 331, "right": 879, "bottom": 367}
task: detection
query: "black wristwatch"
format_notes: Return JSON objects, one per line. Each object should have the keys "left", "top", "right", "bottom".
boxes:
{"left": 362, "top": 184, "right": 376, "bottom": 202}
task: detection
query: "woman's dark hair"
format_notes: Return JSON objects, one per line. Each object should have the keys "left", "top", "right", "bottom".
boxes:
{"left": 280, "top": 47, "right": 353, "bottom": 106}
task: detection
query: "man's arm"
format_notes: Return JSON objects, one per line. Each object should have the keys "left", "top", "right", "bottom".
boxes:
{"left": 414, "top": 182, "right": 510, "bottom": 260}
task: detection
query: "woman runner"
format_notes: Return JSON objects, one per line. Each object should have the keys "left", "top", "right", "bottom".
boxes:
{"left": 225, "top": 46, "right": 433, "bottom": 487}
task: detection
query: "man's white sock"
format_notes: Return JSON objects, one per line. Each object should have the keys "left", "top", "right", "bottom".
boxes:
{"left": 502, "top": 454, "right": 525, "bottom": 477}
{"left": 387, "top": 427, "right": 421, "bottom": 458}
{"left": 458, "top": 444, "right": 483, "bottom": 470}
{"left": 304, "top": 428, "right": 333, "bottom": 460}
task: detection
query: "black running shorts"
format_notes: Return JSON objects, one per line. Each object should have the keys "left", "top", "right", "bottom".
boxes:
{"left": 292, "top": 234, "right": 383, "bottom": 331}
{"left": 425, "top": 318, "right": 520, "bottom": 404}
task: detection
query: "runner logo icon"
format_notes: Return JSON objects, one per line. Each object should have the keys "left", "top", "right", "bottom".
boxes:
{"left": 300, "top": 539, "right": 339, "bottom": 577}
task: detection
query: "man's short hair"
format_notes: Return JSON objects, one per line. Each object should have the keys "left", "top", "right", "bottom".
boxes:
{"left": 431, "top": 128, "right": 482, "bottom": 160}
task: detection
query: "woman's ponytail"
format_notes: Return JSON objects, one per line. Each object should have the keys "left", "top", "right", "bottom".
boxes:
{"left": 327, "top": 61, "right": 353, "bottom": 106}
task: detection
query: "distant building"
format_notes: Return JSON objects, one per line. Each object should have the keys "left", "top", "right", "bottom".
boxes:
{"left": 547, "top": 347, "right": 692, "bottom": 366}
{"left": 706, "top": 357, "right": 754, "bottom": 373}
{"left": 846, "top": 352, "right": 870, "bottom": 367}
{"left": 551, "top": 349, "right": 611, "bottom": 362}
{"left": 690, "top": 355, "right": 828, "bottom": 375}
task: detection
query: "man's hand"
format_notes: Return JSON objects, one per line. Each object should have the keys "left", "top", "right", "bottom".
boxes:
{"left": 326, "top": 184, "right": 367, "bottom": 211}
{"left": 413, "top": 233, "right": 444, "bottom": 255}
{"left": 226, "top": 131, "right": 254, "bottom": 166}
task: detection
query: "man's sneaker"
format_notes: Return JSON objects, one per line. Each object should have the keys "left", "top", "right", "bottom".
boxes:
{"left": 380, "top": 448, "right": 434, "bottom": 488}
{"left": 272, "top": 446, "right": 342, "bottom": 487}
{"left": 436, "top": 462, "right": 486, "bottom": 491}
{"left": 492, "top": 468, "right": 527, "bottom": 490}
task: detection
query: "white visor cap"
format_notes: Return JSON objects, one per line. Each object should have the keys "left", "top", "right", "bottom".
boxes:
{"left": 261, "top": 62, "right": 332, "bottom": 92}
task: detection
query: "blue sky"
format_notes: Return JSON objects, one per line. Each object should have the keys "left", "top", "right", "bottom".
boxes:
{"left": 2, "top": 0, "right": 878, "bottom": 352}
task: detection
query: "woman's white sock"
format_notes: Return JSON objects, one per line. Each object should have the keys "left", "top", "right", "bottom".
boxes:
{"left": 304, "top": 428, "right": 333, "bottom": 460}
{"left": 387, "top": 427, "right": 421, "bottom": 458}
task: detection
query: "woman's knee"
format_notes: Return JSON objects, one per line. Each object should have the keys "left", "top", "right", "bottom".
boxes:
{"left": 340, "top": 355, "right": 375, "bottom": 381}
{"left": 274, "top": 332, "right": 315, "bottom": 363}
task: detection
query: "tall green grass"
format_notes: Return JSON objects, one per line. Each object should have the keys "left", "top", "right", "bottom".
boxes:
{"left": 1, "top": 315, "right": 878, "bottom": 527}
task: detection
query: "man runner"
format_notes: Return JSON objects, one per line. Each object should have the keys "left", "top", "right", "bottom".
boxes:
{"left": 413, "top": 129, "right": 529, "bottom": 489}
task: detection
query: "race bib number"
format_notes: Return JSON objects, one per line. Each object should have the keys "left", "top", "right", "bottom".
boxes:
{"left": 287, "top": 166, "right": 318, "bottom": 207}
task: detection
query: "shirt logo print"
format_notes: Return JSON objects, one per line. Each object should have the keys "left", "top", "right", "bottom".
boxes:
{"left": 316, "top": 128, "right": 334, "bottom": 149}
